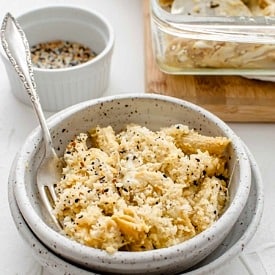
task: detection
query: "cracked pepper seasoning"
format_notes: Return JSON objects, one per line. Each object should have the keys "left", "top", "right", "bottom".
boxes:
{"left": 30, "top": 40, "right": 97, "bottom": 69}
{"left": 53, "top": 124, "right": 231, "bottom": 253}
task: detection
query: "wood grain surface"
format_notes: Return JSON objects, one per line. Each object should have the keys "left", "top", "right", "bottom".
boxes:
{"left": 143, "top": 0, "right": 275, "bottom": 122}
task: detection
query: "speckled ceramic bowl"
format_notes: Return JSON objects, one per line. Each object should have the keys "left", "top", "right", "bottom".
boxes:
{"left": 1, "top": 5, "right": 114, "bottom": 112}
{"left": 11, "top": 94, "right": 251, "bottom": 274}
{"left": 8, "top": 143, "right": 263, "bottom": 275}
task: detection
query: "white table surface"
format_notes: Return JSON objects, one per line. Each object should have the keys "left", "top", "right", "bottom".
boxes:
{"left": 0, "top": 1, "right": 275, "bottom": 274}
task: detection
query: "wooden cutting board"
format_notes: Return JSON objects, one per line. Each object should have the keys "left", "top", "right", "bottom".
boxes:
{"left": 143, "top": 0, "right": 275, "bottom": 122}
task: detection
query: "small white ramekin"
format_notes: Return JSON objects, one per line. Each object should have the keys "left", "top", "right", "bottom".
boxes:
{"left": 1, "top": 5, "right": 114, "bottom": 112}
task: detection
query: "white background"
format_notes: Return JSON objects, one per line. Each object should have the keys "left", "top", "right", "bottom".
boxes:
{"left": 0, "top": 1, "right": 274, "bottom": 274}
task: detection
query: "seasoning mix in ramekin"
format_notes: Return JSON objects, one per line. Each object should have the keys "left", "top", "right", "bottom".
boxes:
{"left": 31, "top": 40, "right": 97, "bottom": 69}
{"left": 2, "top": 6, "right": 114, "bottom": 111}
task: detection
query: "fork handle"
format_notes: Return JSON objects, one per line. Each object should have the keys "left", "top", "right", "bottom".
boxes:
{"left": 1, "top": 13, "right": 56, "bottom": 157}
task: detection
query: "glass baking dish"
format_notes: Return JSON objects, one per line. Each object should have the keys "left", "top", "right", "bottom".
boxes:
{"left": 150, "top": 0, "right": 275, "bottom": 75}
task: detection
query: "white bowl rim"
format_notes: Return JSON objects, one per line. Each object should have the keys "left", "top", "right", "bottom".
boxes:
{"left": 13, "top": 93, "right": 252, "bottom": 265}
{"left": 6, "top": 4, "right": 115, "bottom": 73}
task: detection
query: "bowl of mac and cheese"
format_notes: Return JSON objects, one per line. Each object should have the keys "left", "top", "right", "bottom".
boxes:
{"left": 11, "top": 94, "right": 251, "bottom": 274}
